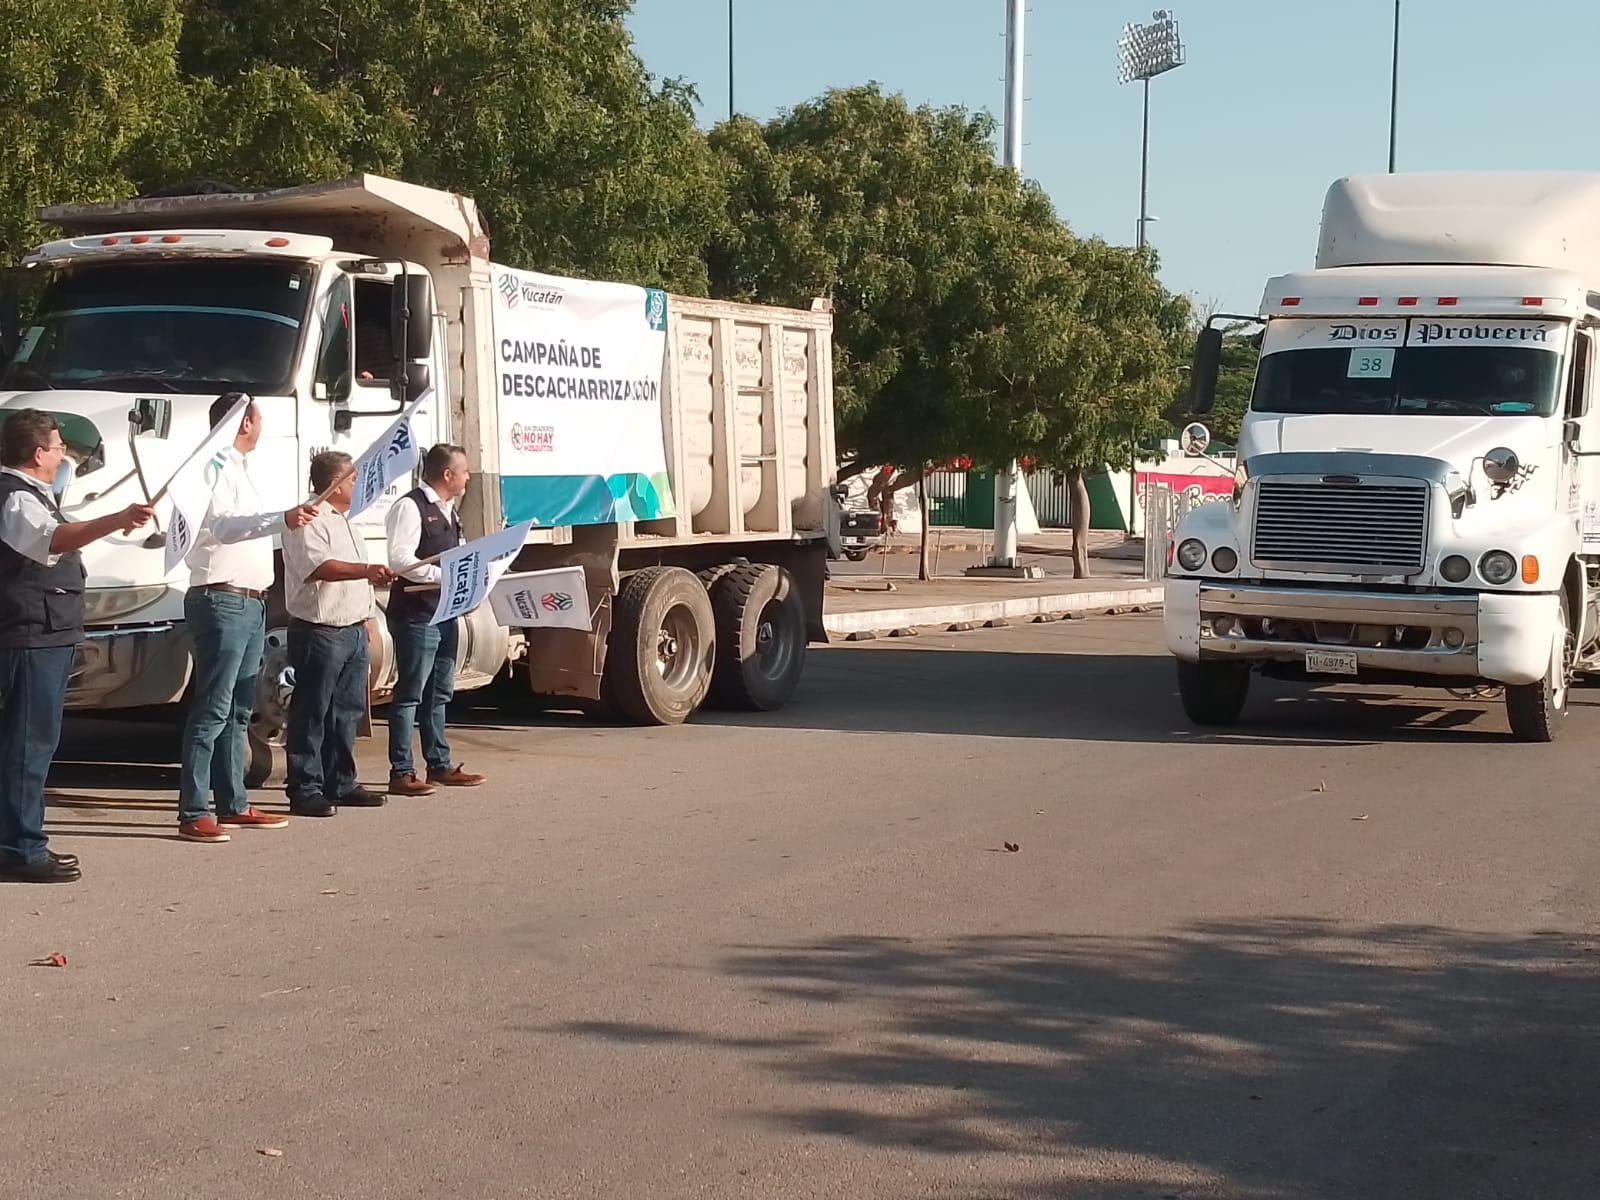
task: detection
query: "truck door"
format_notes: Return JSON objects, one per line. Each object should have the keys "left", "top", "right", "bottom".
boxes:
{"left": 1568, "top": 329, "right": 1600, "bottom": 552}
{"left": 309, "top": 269, "right": 443, "bottom": 531}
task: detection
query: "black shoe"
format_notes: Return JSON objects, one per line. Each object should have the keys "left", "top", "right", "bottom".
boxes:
{"left": 0, "top": 857, "right": 82, "bottom": 883}
{"left": 288, "top": 795, "right": 338, "bottom": 818}
{"left": 335, "top": 786, "right": 387, "bottom": 808}
{"left": 48, "top": 849, "right": 79, "bottom": 869}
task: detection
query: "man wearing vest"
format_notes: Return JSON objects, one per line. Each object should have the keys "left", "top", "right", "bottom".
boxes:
{"left": 0, "top": 409, "right": 154, "bottom": 883}
{"left": 384, "top": 443, "right": 485, "bottom": 795}
{"left": 176, "top": 393, "right": 319, "bottom": 844}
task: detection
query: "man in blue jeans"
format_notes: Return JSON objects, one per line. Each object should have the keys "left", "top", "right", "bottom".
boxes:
{"left": 177, "top": 393, "right": 319, "bottom": 843}
{"left": 384, "top": 443, "right": 485, "bottom": 795}
{"left": 0, "top": 409, "right": 154, "bottom": 883}
{"left": 279, "top": 451, "right": 394, "bottom": 817}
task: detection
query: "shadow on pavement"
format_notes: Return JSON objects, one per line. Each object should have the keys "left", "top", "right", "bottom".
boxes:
{"left": 549, "top": 920, "right": 1600, "bottom": 1198}
{"left": 697, "top": 647, "right": 1541, "bottom": 747}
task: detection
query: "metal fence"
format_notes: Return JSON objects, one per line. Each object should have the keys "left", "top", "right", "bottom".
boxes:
{"left": 1140, "top": 480, "right": 1194, "bottom": 580}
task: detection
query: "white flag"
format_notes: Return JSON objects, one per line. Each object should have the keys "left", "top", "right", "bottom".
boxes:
{"left": 430, "top": 519, "right": 535, "bottom": 626}
{"left": 164, "top": 393, "right": 252, "bottom": 574}
{"left": 346, "top": 389, "right": 431, "bottom": 520}
{"left": 487, "top": 567, "right": 593, "bottom": 631}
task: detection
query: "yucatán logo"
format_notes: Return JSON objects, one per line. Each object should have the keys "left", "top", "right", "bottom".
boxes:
{"left": 541, "top": 591, "right": 574, "bottom": 612}
{"left": 497, "top": 271, "right": 521, "bottom": 309}
{"left": 644, "top": 287, "right": 667, "bottom": 332}
{"left": 1329, "top": 324, "right": 1399, "bottom": 343}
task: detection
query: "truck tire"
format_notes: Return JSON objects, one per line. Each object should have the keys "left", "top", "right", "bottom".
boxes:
{"left": 1506, "top": 593, "right": 1573, "bottom": 742}
{"left": 843, "top": 548, "right": 870, "bottom": 562}
{"left": 244, "top": 622, "right": 292, "bottom": 788}
{"left": 1175, "top": 658, "right": 1251, "bottom": 726}
{"left": 707, "top": 564, "right": 807, "bottom": 711}
{"left": 604, "top": 566, "right": 715, "bottom": 725}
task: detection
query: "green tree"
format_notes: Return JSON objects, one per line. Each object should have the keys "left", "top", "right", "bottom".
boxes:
{"left": 0, "top": 0, "right": 188, "bottom": 263}
{"left": 171, "top": 0, "right": 722, "bottom": 292}
{"left": 709, "top": 85, "right": 1188, "bottom": 575}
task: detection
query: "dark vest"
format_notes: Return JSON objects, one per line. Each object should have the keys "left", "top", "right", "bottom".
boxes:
{"left": 0, "top": 472, "right": 87, "bottom": 650}
{"left": 388, "top": 487, "right": 461, "bottom": 624}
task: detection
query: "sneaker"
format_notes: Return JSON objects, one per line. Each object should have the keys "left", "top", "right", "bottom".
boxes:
{"left": 218, "top": 807, "right": 290, "bottom": 830}
{"left": 427, "top": 764, "right": 486, "bottom": 788}
{"left": 388, "top": 772, "right": 436, "bottom": 797}
{"left": 179, "top": 817, "right": 231, "bottom": 843}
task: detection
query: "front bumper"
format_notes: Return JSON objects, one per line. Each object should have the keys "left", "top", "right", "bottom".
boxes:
{"left": 1164, "top": 579, "right": 1558, "bottom": 686}
{"left": 68, "top": 623, "right": 193, "bottom": 709}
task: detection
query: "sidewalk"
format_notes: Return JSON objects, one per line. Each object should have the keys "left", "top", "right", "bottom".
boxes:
{"left": 823, "top": 573, "right": 1162, "bottom": 637}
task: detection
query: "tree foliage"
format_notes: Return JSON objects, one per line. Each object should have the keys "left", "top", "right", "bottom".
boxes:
{"left": 171, "top": 0, "right": 722, "bottom": 293}
{"left": 0, "top": 0, "right": 186, "bottom": 263}
{"left": 707, "top": 86, "right": 1188, "bottom": 478}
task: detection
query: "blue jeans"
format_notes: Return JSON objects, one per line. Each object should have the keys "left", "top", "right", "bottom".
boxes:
{"left": 0, "top": 644, "right": 74, "bottom": 866}
{"left": 285, "top": 620, "right": 368, "bottom": 803}
{"left": 178, "top": 588, "right": 265, "bottom": 824}
{"left": 387, "top": 618, "right": 457, "bottom": 776}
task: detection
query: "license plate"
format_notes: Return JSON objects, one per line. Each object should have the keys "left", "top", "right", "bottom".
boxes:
{"left": 1305, "top": 649, "right": 1358, "bottom": 676}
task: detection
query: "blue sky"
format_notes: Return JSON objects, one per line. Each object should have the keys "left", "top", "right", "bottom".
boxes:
{"left": 627, "top": 1, "right": 1600, "bottom": 315}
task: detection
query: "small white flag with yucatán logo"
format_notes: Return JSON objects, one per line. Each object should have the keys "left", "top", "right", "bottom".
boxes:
{"left": 163, "top": 393, "right": 252, "bottom": 574}
{"left": 346, "top": 389, "right": 431, "bottom": 520}
{"left": 429, "top": 519, "right": 535, "bottom": 626}
{"left": 487, "top": 567, "right": 593, "bottom": 631}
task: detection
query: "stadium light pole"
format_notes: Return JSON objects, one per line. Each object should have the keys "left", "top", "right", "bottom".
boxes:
{"left": 1117, "top": 10, "right": 1185, "bottom": 539}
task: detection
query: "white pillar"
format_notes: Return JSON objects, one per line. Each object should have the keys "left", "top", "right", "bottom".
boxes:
{"left": 989, "top": 0, "right": 1025, "bottom": 568}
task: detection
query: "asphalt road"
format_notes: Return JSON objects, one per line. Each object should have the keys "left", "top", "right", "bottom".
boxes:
{"left": 4, "top": 615, "right": 1599, "bottom": 1199}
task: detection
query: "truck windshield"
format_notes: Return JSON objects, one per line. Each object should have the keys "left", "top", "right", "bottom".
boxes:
{"left": 1251, "top": 346, "right": 1562, "bottom": 418}
{"left": 1, "top": 259, "right": 312, "bottom": 394}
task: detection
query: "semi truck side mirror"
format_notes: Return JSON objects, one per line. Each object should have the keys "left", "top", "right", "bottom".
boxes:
{"left": 1189, "top": 327, "right": 1223, "bottom": 415}
{"left": 390, "top": 272, "right": 434, "bottom": 403}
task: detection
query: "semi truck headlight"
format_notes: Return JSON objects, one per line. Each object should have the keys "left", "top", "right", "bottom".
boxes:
{"left": 1211, "top": 546, "right": 1238, "bottom": 572}
{"left": 1478, "top": 550, "right": 1517, "bottom": 586}
{"left": 1439, "top": 554, "right": 1471, "bottom": 583}
{"left": 82, "top": 585, "right": 167, "bottom": 624}
{"left": 1176, "top": 538, "right": 1207, "bottom": 572}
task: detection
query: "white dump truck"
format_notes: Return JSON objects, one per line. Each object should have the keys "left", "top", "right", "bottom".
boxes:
{"left": 1168, "top": 171, "right": 1600, "bottom": 741}
{"left": 0, "top": 175, "right": 840, "bottom": 778}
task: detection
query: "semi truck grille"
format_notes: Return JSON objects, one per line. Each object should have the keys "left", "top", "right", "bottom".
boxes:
{"left": 1250, "top": 478, "right": 1429, "bottom": 573}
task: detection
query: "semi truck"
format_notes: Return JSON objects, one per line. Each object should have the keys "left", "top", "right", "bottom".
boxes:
{"left": 1168, "top": 171, "right": 1600, "bottom": 742}
{"left": 0, "top": 175, "right": 841, "bottom": 779}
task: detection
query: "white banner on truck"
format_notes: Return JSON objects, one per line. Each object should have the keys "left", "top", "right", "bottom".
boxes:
{"left": 1260, "top": 319, "right": 1402, "bottom": 355}
{"left": 1404, "top": 319, "right": 1566, "bottom": 350}
{"left": 491, "top": 266, "right": 677, "bottom": 529}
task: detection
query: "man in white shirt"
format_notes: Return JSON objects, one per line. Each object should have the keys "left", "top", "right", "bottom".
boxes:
{"left": 176, "top": 393, "right": 319, "bottom": 844}
{"left": 0, "top": 409, "right": 153, "bottom": 883}
{"left": 279, "top": 450, "right": 395, "bottom": 818}
{"left": 384, "top": 443, "right": 485, "bottom": 795}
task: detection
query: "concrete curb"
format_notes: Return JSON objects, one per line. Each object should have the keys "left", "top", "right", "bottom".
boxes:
{"left": 822, "top": 585, "right": 1164, "bottom": 636}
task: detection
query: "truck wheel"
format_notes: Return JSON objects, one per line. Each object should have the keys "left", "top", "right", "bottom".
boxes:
{"left": 245, "top": 624, "right": 292, "bottom": 788}
{"left": 708, "top": 564, "right": 807, "bottom": 711}
{"left": 1506, "top": 594, "right": 1573, "bottom": 742}
{"left": 1175, "top": 658, "right": 1251, "bottom": 726}
{"left": 843, "top": 548, "right": 869, "bottom": 562}
{"left": 604, "top": 566, "right": 715, "bottom": 725}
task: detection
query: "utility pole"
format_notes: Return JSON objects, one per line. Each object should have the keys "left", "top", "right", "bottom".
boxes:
{"left": 969, "top": 0, "right": 1040, "bottom": 578}
{"left": 728, "top": 0, "right": 735, "bottom": 120}
{"left": 1388, "top": 0, "right": 1400, "bottom": 172}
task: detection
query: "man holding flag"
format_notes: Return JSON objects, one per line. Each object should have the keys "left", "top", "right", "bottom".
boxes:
{"left": 172, "top": 394, "right": 319, "bottom": 845}
{"left": 384, "top": 443, "right": 484, "bottom": 796}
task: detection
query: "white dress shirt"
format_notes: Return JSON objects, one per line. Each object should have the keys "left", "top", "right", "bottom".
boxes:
{"left": 384, "top": 484, "right": 454, "bottom": 584}
{"left": 281, "top": 506, "right": 373, "bottom": 626}
{"left": 0, "top": 467, "right": 62, "bottom": 566}
{"left": 185, "top": 448, "right": 282, "bottom": 591}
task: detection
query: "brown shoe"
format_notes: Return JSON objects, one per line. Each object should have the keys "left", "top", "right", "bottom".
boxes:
{"left": 178, "top": 817, "right": 231, "bottom": 843}
{"left": 427, "top": 763, "right": 485, "bottom": 788}
{"left": 388, "top": 772, "right": 437, "bottom": 797}
{"left": 217, "top": 806, "right": 289, "bottom": 829}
